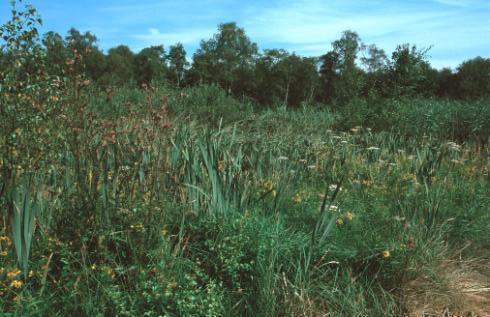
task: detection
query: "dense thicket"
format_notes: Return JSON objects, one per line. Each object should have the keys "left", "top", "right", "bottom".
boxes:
{"left": 2, "top": 11, "right": 489, "bottom": 107}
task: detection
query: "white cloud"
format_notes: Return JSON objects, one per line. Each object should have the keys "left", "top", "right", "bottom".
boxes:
{"left": 242, "top": 1, "right": 448, "bottom": 53}
{"left": 233, "top": 0, "right": 489, "bottom": 68}
{"left": 132, "top": 27, "right": 216, "bottom": 50}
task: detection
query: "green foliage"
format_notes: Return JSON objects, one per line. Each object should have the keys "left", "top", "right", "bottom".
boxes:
{"left": 65, "top": 28, "right": 107, "bottom": 81}
{"left": 389, "top": 44, "right": 433, "bottom": 97}
{"left": 255, "top": 49, "right": 318, "bottom": 107}
{"left": 456, "top": 57, "right": 490, "bottom": 99}
{"left": 104, "top": 45, "right": 136, "bottom": 86}
{"left": 167, "top": 43, "right": 188, "bottom": 87}
{"left": 320, "top": 30, "right": 364, "bottom": 105}
{"left": 134, "top": 45, "right": 167, "bottom": 86}
{"left": 1, "top": 3, "right": 489, "bottom": 316}
{"left": 191, "top": 22, "right": 258, "bottom": 97}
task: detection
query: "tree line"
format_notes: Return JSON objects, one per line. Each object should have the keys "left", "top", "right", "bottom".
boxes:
{"left": 2, "top": 21, "right": 490, "bottom": 107}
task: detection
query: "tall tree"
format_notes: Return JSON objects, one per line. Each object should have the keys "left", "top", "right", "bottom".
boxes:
{"left": 360, "top": 44, "right": 389, "bottom": 97}
{"left": 456, "top": 57, "right": 490, "bottom": 99}
{"left": 361, "top": 44, "right": 389, "bottom": 73}
{"left": 104, "top": 45, "right": 135, "bottom": 86}
{"left": 167, "top": 43, "right": 188, "bottom": 87}
{"left": 319, "top": 51, "right": 340, "bottom": 103}
{"left": 435, "top": 68, "right": 458, "bottom": 98}
{"left": 134, "top": 45, "right": 167, "bottom": 86}
{"left": 320, "top": 30, "right": 363, "bottom": 104}
{"left": 42, "top": 31, "right": 68, "bottom": 76}
{"left": 65, "top": 28, "right": 107, "bottom": 81}
{"left": 255, "top": 49, "right": 290, "bottom": 105}
{"left": 256, "top": 49, "right": 318, "bottom": 106}
{"left": 332, "top": 30, "right": 363, "bottom": 103}
{"left": 191, "top": 22, "right": 258, "bottom": 96}
{"left": 389, "top": 44, "right": 431, "bottom": 97}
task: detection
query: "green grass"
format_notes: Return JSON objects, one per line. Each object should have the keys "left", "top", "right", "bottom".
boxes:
{"left": 1, "top": 85, "right": 489, "bottom": 316}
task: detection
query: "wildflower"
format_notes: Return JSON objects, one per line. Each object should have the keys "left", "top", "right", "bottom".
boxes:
{"left": 361, "top": 179, "right": 373, "bottom": 186}
{"left": 446, "top": 141, "right": 461, "bottom": 152}
{"left": 262, "top": 180, "right": 274, "bottom": 191}
{"left": 344, "top": 212, "right": 354, "bottom": 221}
{"left": 130, "top": 224, "right": 145, "bottom": 232}
{"left": 336, "top": 218, "right": 344, "bottom": 226}
{"left": 7, "top": 269, "right": 21, "bottom": 280}
{"left": 329, "top": 184, "right": 342, "bottom": 192}
{"left": 382, "top": 250, "right": 390, "bottom": 258}
{"left": 292, "top": 193, "right": 302, "bottom": 204}
{"left": 102, "top": 266, "right": 115, "bottom": 279}
{"left": 0, "top": 251, "right": 7, "bottom": 257}
{"left": 10, "top": 280, "right": 23, "bottom": 289}
{"left": 91, "top": 264, "right": 97, "bottom": 270}
{"left": 0, "top": 236, "right": 12, "bottom": 246}
{"left": 393, "top": 216, "right": 405, "bottom": 222}
{"left": 28, "top": 270, "right": 34, "bottom": 278}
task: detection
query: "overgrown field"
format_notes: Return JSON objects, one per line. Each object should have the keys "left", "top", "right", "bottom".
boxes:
{"left": 1, "top": 84, "right": 489, "bottom": 316}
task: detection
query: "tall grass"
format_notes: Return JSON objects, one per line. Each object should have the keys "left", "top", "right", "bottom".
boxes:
{"left": 0, "top": 84, "right": 489, "bottom": 315}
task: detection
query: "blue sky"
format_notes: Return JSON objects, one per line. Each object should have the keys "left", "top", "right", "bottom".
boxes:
{"left": 1, "top": 0, "right": 489, "bottom": 69}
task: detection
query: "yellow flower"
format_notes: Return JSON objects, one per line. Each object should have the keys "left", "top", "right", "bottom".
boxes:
{"left": 263, "top": 180, "right": 274, "bottom": 191}
{"left": 292, "top": 193, "right": 302, "bottom": 204}
{"left": 130, "top": 224, "right": 144, "bottom": 231}
{"left": 0, "top": 236, "right": 12, "bottom": 246}
{"left": 0, "top": 251, "right": 7, "bottom": 257}
{"left": 10, "top": 280, "right": 23, "bottom": 289}
{"left": 336, "top": 218, "right": 344, "bottom": 226}
{"left": 344, "top": 212, "right": 354, "bottom": 221}
{"left": 91, "top": 264, "right": 97, "bottom": 270}
{"left": 102, "top": 266, "right": 115, "bottom": 279}
{"left": 28, "top": 270, "right": 34, "bottom": 278}
{"left": 361, "top": 179, "right": 373, "bottom": 186}
{"left": 7, "top": 269, "right": 21, "bottom": 280}
{"left": 382, "top": 250, "right": 390, "bottom": 258}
